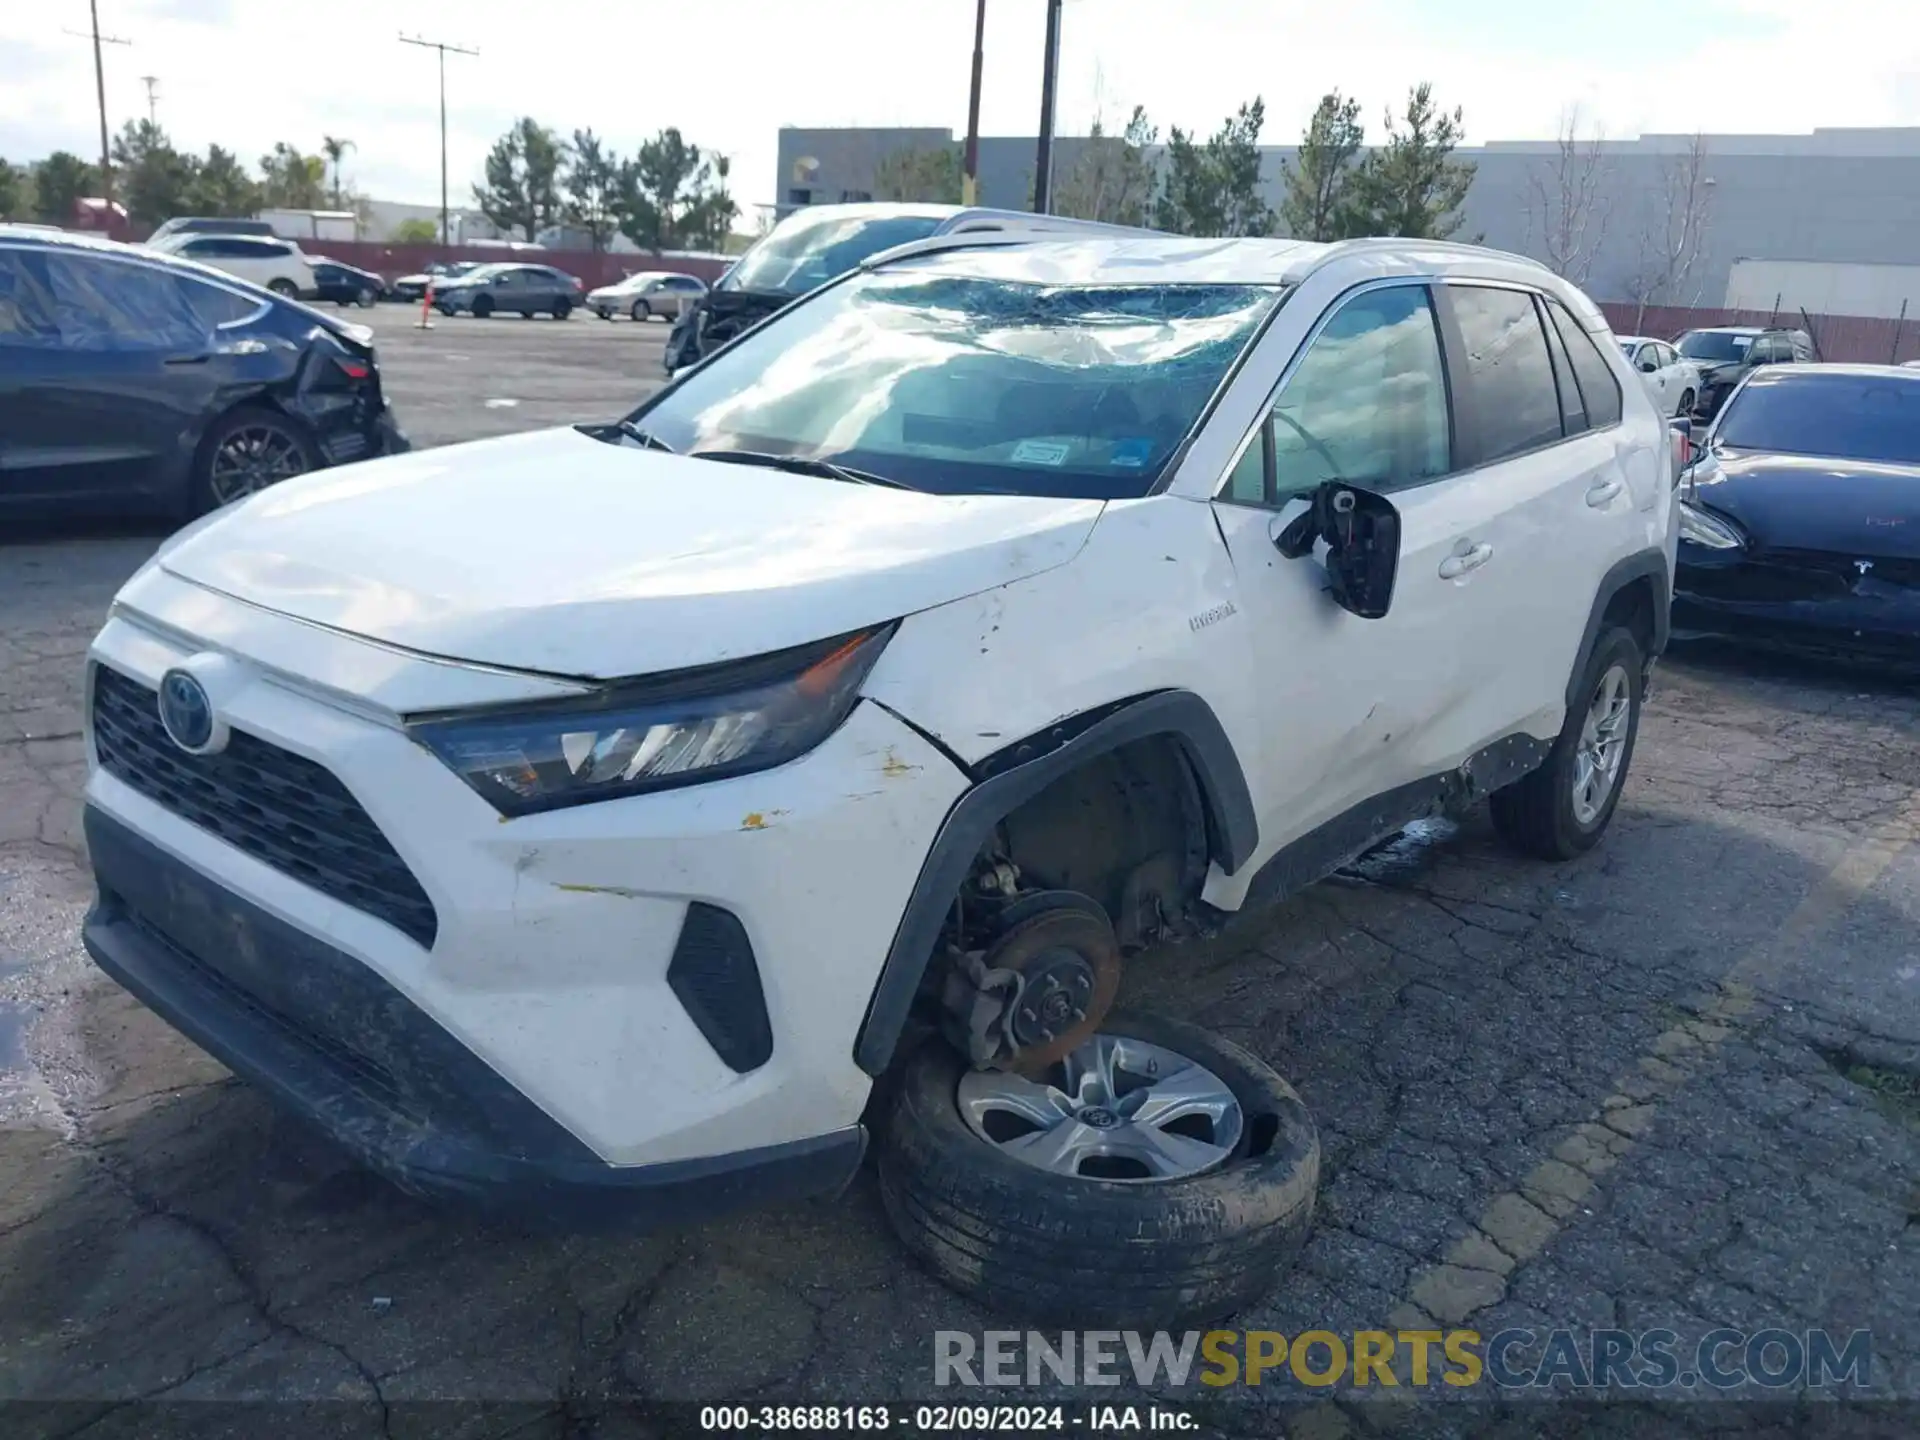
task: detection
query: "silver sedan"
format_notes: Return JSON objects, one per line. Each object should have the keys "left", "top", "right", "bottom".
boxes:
{"left": 586, "top": 271, "right": 710, "bottom": 321}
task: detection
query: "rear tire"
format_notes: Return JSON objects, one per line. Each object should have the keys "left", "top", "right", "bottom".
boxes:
{"left": 188, "top": 406, "right": 320, "bottom": 516}
{"left": 355, "top": 286, "right": 377, "bottom": 308}
{"left": 1677, "top": 388, "right": 1696, "bottom": 417}
{"left": 552, "top": 300, "right": 571, "bottom": 320}
{"left": 267, "top": 279, "right": 299, "bottom": 298}
{"left": 1491, "top": 625, "right": 1644, "bottom": 860}
{"left": 877, "top": 1009, "right": 1319, "bottom": 1327}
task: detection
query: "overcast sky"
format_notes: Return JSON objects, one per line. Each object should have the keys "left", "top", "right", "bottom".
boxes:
{"left": 5, "top": 0, "right": 1919, "bottom": 219}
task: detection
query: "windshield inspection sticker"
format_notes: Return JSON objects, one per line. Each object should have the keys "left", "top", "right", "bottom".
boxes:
{"left": 1111, "top": 437, "right": 1155, "bottom": 468}
{"left": 1011, "top": 439, "right": 1072, "bottom": 466}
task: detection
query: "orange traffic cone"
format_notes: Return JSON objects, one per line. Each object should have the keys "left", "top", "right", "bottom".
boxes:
{"left": 416, "top": 278, "right": 435, "bottom": 330}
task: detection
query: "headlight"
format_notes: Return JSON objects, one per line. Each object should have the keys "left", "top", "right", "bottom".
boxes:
{"left": 1678, "top": 502, "right": 1745, "bottom": 551}
{"left": 410, "top": 626, "right": 893, "bottom": 815}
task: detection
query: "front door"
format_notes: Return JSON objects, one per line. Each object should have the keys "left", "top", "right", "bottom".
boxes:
{"left": 1209, "top": 281, "right": 1505, "bottom": 857}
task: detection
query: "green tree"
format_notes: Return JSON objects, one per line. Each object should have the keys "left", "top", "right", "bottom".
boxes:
{"left": 187, "top": 145, "right": 261, "bottom": 217}
{"left": 563, "top": 128, "right": 622, "bottom": 251}
{"left": 1153, "top": 99, "right": 1274, "bottom": 237}
{"left": 321, "top": 135, "right": 354, "bottom": 208}
{"left": 31, "top": 151, "right": 96, "bottom": 224}
{"left": 393, "top": 217, "right": 439, "bottom": 243}
{"left": 618, "top": 128, "right": 724, "bottom": 251}
{"left": 1054, "top": 106, "right": 1159, "bottom": 226}
{"left": 871, "top": 145, "right": 962, "bottom": 204}
{"left": 112, "top": 120, "right": 197, "bottom": 228}
{"left": 1279, "top": 92, "right": 1367, "bottom": 241}
{"left": 680, "top": 155, "right": 739, "bottom": 251}
{"left": 1347, "top": 84, "right": 1476, "bottom": 239}
{"left": 258, "top": 142, "right": 327, "bottom": 209}
{"left": 472, "top": 119, "right": 564, "bottom": 241}
{"left": 0, "top": 159, "right": 25, "bottom": 221}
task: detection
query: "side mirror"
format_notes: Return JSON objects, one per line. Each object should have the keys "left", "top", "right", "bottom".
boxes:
{"left": 1273, "top": 481, "right": 1401, "bottom": 620}
{"left": 1638, "top": 359, "right": 1659, "bottom": 373}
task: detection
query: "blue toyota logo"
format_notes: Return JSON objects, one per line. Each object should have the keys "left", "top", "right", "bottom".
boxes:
{"left": 157, "top": 669, "right": 216, "bottom": 753}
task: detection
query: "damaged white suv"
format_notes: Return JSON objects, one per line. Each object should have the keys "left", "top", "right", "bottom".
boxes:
{"left": 82, "top": 234, "right": 1678, "bottom": 1325}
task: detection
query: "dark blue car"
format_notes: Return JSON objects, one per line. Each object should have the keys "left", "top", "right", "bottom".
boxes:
{"left": 310, "top": 257, "right": 386, "bottom": 308}
{"left": 0, "top": 226, "right": 408, "bottom": 519}
{"left": 1673, "top": 363, "right": 1920, "bottom": 660}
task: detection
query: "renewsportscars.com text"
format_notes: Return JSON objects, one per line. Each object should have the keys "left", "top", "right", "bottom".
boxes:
{"left": 934, "top": 1328, "right": 1874, "bottom": 1391}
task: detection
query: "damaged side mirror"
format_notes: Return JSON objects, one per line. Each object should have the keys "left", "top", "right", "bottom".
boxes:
{"left": 1273, "top": 481, "right": 1402, "bottom": 619}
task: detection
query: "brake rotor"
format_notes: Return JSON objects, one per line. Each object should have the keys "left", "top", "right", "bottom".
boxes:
{"left": 976, "top": 894, "right": 1121, "bottom": 1075}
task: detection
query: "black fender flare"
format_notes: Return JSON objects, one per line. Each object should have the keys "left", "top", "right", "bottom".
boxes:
{"left": 1566, "top": 550, "right": 1671, "bottom": 712}
{"left": 853, "top": 690, "right": 1258, "bottom": 1076}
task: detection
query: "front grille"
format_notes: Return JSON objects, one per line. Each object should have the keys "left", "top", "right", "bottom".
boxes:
{"left": 1763, "top": 549, "right": 1920, "bottom": 591}
{"left": 91, "top": 665, "right": 438, "bottom": 947}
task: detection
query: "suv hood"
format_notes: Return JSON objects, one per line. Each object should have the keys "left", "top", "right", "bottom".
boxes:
{"left": 156, "top": 427, "right": 1104, "bottom": 680}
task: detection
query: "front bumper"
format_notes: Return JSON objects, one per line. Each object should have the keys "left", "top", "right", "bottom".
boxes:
{"left": 83, "top": 807, "right": 866, "bottom": 1224}
{"left": 1674, "top": 550, "right": 1920, "bottom": 660}
{"left": 82, "top": 572, "right": 969, "bottom": 1189}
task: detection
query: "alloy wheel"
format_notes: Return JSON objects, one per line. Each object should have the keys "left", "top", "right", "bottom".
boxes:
{"left": 957, "top": 1033, "right": 1244, "bottom": 1182}
{"left": 207, "top": 424, "right": 309, "bottom": 506}
{"left": 1571, "top": 662, "right": 1632, "bottom": 826}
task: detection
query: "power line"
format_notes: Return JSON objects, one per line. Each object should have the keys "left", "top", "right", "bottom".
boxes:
{"left": 63, "top": 2, "right": 131, "bottom": 205}
{"left": 398, "top": 33, "right": 479, "bottom": 249}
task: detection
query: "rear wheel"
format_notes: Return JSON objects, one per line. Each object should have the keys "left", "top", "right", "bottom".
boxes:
{"left": 878, "top": 1009, "right": 1319, "bottom": 1326}
{"left": 190, "top": 407, "right": 319, "bottom": 515}
{"left": 1677, "top": 388, "right": 1696, "bottom": 417}
{"left": 267, "top": 279, "right": 299, "bottom": 298}
{"left": 551, "top": 299, "right": 571, "bottom": 320}
{"left": 1491, "top": 625, "right": 1644, "bottom": 860}
{"left": 355, "top": 285, "right": 377, "bottom": 308}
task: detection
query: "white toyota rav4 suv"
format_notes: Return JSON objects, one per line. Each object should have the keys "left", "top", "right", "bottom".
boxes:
{"left": 82, "top": 234, "right": 1678, "bottom": 1325}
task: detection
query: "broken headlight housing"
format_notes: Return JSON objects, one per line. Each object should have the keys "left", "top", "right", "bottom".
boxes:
{"left": 411, "top": 626, "right": 893, "bottom": 816}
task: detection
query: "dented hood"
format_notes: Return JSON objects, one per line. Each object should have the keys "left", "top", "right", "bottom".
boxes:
{"left": 157, "top": 427, "right": 1103, "bottom": 680}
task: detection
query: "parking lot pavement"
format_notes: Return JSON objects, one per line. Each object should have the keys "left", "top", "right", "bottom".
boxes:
{"left": 355, "top": 301, "right": 672, "bottom": 450}
{"left": 3, "top": 342, "right": 1919, "bottom": 1432}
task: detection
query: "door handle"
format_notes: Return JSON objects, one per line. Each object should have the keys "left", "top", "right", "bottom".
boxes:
{"left": 1585, "top": 477, "right": 1624, "bottom": 507}
{"left": 1438, "top": 542, "right": 1493, "bottom": 579}
{"left": 164, "top": 353, "right": 211, "bottom": 366}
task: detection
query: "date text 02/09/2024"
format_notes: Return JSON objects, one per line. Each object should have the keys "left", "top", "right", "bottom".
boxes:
{"left": 698, "top": 1403, "right": 1198, "bottom": 1433}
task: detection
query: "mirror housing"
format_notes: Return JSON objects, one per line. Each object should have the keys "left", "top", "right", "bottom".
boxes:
{"left": 1638, "top": 359, "right": 1659, "bottom": 373}
{"left": 1273, "top": 481, "right": 1402, "bottom": 620}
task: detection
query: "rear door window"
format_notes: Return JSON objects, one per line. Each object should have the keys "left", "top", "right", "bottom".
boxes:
{"left": 41, "top": 254, "right": 207, "bottom": 352}
{"left": 1544, "top": 299, "right": 1623, "bottom": 428}
{"left": 1448, "top": 285, "right": 1565, "bottom": 464}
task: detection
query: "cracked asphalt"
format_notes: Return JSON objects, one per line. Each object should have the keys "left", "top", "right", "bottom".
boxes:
{"left": 3, "top": 312, "right": 1919, "bottom": 1437}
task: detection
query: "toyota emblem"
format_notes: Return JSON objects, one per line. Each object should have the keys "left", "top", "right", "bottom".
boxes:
{"left": 157, "top": 669, "right": 219, "bottom": 754}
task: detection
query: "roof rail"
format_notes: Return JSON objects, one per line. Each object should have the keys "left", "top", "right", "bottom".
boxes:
{"left": 1325, "top": 236, "right": 1553, "bottom": 271}
{"left": 859, "top": 230, "right": 1077, "bottom": 271}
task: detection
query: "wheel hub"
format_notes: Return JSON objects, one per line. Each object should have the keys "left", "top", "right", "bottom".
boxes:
{"left": 940, "top": 892, "right": 1122, "bottom": 1074}
{"left": 1008, "top": 947, "right": 1096, "bottom": 1051}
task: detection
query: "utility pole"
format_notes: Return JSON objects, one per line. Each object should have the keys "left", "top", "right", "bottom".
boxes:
{"left": 962, "top": 0, "right": 986, "bottom": 206}
{"left": 398, "top": 33, "right": 478, "bottom": 249}
{"left": 1032, "top": 0, "right": 1063, "bottom": 215}
{"left": 139, "top": 74, "right": 158, "bottom": 126}
{"left": 65, "top": 3, "right": 131, "bottom": 205}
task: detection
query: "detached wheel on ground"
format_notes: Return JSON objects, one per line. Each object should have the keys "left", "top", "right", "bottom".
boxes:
{"left": 878, "top": 1009, "right": 1319, "bottom": 1327}
{"left": 189, "top": 407, "right": 320, "bottom": 515}
{"left": 1491, "top": 624, "right": 1644, "bottom": 860}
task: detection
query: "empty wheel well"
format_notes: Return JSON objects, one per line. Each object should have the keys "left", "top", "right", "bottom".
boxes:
{"left": 988, "top": 735, "right": 1210, "bottom": 949}
{"left": 1601, "top": 575, "right": 1658, "bottom": 657}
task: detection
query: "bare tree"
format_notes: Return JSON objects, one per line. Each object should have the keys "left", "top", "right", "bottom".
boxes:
{"left": 1625, "top": 133, "right": 1714, "bottom": 328}
{"left": 1521, "top": 106, "right": 1610, "bottom": 283}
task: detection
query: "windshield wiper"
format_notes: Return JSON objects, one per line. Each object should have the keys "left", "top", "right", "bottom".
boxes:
{"left": 689, "top": 449, "right": 916, "bottom": 490}
{"left": 612, "top": 420, "right": 676, "bottom": 453}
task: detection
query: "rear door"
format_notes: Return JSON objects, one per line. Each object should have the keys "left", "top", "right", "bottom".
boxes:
{"left": 1439, "top": 283, "right": 1633, "bottom": 740}
{"left": 1, "top": 249, "right": 226, "bottom": 506}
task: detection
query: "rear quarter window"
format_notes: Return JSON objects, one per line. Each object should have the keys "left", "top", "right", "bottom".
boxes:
{"left": 1545, "top": 299, "right": 1624, "bottom": 428}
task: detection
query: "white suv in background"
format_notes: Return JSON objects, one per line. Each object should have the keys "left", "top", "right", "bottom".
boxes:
{"left": 152, "top": 232, "right": 315, "bottom": 298}
{"left": 81, "top": 235, "right": 1678, "bottom": 1328}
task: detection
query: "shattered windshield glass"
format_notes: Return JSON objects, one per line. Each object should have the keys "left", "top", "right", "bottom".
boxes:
{"left": 632, "top": 270, "right": 1284, "bottom": 500}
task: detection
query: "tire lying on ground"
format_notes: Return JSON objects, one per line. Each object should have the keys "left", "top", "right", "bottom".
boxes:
{"left": 877, "top": 1009, "right": 1319, "bottom": 1327}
